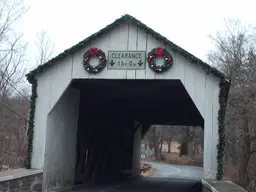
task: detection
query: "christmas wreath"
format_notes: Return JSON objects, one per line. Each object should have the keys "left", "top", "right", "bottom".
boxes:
{"left": 83, "top": 48, "right": 107, "bottom": 74}
{"left": 147, "top": 47, "right": 173, "bottom": 73}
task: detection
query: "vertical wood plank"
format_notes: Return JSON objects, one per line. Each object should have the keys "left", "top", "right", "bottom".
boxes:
{"left": 203, "top": 74, "right": 214, "bottom": 178}
{"left": 145, "top": 33, "right": 158, "bottom": 79}
{"left": 107, "top": 23, "right": 129, "bottom": 79}
{"left": 136, "top": 28, "right": 147, "bottom": 79}
{"left": 49, "top": 56, "right": 73, "bottom": 111}
{"left": 88, "top": 32, "right": 110, "bottom": 79}
{"left": 126, "top": 24, "right": 137, "bottom": 79}
{"left": 72, "top": 47, "right": 90, "bottom": 79}
{"left": 184, "top": 59, "right": 196, "bottom": 103}
{"left": 194, "top": 67, "right": 206, "bottom": 118}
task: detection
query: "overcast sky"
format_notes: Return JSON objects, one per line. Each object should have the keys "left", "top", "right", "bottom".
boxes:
{"left": 18, "top": 0, "right": 256, "bottom": 70}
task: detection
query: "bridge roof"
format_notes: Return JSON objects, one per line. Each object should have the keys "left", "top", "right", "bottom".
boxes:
{"left": 26, "top": 14, "right": 228, "bottom": 83}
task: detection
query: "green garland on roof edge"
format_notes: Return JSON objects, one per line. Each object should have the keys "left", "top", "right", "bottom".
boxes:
{"left": 25, "top": 77, "right": 38, "bottom": 169}
{"left": 26, "top": 15, "right": 226, "bottom": 81}
{"left": 134, "top": 22, "right": 224, "bottom": 78}
{"left": 216, "top": 78, "right": 230, "bottom": 180}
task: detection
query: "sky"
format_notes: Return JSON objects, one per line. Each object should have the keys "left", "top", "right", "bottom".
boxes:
{"left": 17, "top": 0, "right": 256, "bottom": 71}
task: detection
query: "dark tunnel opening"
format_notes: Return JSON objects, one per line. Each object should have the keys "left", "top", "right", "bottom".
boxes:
{"left": 70, "top": 79, "right": 204, "bottom": 190}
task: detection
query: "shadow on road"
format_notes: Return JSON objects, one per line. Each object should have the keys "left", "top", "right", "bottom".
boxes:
{"left": 72, "top": 177, "right": 202, "bottom": 192}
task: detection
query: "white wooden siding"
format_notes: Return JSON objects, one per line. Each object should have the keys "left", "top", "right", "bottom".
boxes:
{"left": 32, "top": 72, "right": 51, "bottom": 169}
{"left": 126, "top": 24, "right": 137, "bottom": 79}
{"left": 136, "top": 28, "right": 147, "bottom": 79}
{"left": 69, "top": 22, "right": 217, "bottom": 119}
{"left": 31, "top": 56, "right": 73, "bottom": 169}
{"left": 33, "top": 21, "right": 220, "bottom": 179}
{"left": 203, "top": 74, "right": 220, "bottom": 178}
{"left": 43, "top": 87, "right": 80, "bottom": 191}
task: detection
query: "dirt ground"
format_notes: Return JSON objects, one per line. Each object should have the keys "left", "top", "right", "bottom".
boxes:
{"left": 141, "top": 168, "right": 157, "bottom": 176}
{"left": 223, "top": 164, "right": 238, "bottom": 183}
{"left": 144, "top": 152, "right": 203, "bottom": 167}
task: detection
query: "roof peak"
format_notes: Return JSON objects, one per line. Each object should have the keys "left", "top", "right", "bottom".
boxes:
{"left": 120, "top": 14, "right": 136, "bottom": 18}
{"left": 26, "top": 14, "right": 228, "bottom": 82}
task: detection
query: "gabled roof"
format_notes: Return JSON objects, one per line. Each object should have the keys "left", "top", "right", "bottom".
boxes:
{"left": 26, "top": 14, "right": 227, "bottom": 83}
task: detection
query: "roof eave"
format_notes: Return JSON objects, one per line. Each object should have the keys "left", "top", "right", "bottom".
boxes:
{"left": 26, "top": 14, "right": 228, "bottom": 83}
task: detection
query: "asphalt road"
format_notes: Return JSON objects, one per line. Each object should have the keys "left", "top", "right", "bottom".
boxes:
{"left": 145, "top": 161, "right": 203, "bottom": 180}
{"left": 71, "top": 163, "right": 203, "bottom": 192}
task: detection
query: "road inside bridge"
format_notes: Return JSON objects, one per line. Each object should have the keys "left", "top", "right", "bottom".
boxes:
{"left": 71, "top": 163, "right": 203, "bottom": 192}
{"left": 147, "top": 161, "right": 203, "bottom": 180}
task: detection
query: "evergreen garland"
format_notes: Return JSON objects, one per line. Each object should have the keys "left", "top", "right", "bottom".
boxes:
{"left": 216, "top": 78, "right": 230, "bottom": 180}
{"left": 83, "top": 48, "right": 107, "bottom": 74}
{"left": 26, "top": 14, "right": 226, "bottom": 80}
{"left": 147, "top": 47, "right": 173, "bottom": 73}
{"left": 25, "top": 77, "right": 38, "bottom": 168}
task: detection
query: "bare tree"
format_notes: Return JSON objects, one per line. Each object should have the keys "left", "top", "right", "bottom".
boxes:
{"left": 0, "top": 0, "right": 29, "bottom": 171}
{"left": 162, "top": 126, "right": 182, "bottom": 153}
{"left": 208, "top": 20, "right": 256, "bottom": 190}
{"left": 0, "top": 0, "right": 28, "bottom": 98}
{"left": 35, "top": 29, "right": 54, "bottom": 66}
{"left": 145, "top": 125, "right": 163, "bottom": 160}
{"left": 0, "top": 95, "right": 29, "bottom": 171}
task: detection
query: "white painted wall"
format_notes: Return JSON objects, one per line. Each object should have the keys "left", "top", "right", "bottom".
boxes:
{"left": 132, "top": 122, "right": 142, "bottom": 176}
{"left": 42, "top": 87, "right": 80, "bottom": 191}
{"left": 203, "top": 75, "right": 220, "bottom": 179}
{"left": 32, "top": 56, "right": 73, "bottom": 169}
{"left": 33, "top": 20, "right": 220, "bottom": 179}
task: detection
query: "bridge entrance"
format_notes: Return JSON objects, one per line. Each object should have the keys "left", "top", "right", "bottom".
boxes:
{"left": 26, "top": 14, "right": 229, "bottom": 191}
{"left": 43, "top": 79, "right": 203, "bottom": 189}
{"left": 72, "top": 79, "right": 203, "bottom": 184}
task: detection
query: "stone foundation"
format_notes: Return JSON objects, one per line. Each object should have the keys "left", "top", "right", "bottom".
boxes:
{"left": 0, "top": 168, "right": 43, "bottom": 192}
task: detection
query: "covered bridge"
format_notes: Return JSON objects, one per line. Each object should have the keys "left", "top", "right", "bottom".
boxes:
{"left": 25, "top": 14, "right": 230, "bottom": 191}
